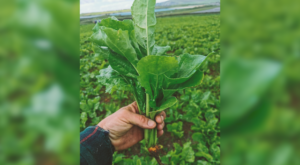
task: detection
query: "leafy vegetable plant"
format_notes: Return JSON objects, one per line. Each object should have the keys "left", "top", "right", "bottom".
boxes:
{"left": 166, "top": 121, "right": 184, "bottom": 138}
{"left": 89, "top": 0, "right": 207, "bottom": 163}
{"left": 165, "top": 142, "right": 195, "bottom": 164}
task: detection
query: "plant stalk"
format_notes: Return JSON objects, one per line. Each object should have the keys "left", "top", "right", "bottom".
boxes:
{"left": 144, "top": 94, "right": 159, "bottom": 148}
{"left": 146, "top": 94, "right": 149, "bottom": 117}
{"left": 145, "top": 94, "right": 150, "bottom": 147}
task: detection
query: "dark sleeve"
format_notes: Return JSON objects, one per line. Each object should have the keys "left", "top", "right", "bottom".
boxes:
{"left": 80, "top": 126, "right": 115, "bottom": 165}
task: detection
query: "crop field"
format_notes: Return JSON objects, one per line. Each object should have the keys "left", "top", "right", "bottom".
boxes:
{"left": 80, "top": 6, "right": 219, "bottom": 24}
{"left": 80, "top": 14, "right": 220, "bottom": 165}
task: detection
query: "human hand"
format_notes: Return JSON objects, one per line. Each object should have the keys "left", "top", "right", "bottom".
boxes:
{"left": 98, "top": 102, "right": 166, "bottom": 151}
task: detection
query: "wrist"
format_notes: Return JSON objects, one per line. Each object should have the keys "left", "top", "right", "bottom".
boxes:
{"left": 97, "top": 122, "right": 117, "bottom": 150}
{"left": 97, "top": 121, "right": 108, "bottom": 130}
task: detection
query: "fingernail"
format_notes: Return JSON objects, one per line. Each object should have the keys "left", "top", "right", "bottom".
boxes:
{"left": 148, "top": 120, "right": 156, "bottom": 126}
{"left": 161, "top": 115, "right": 164, "bottom": 121}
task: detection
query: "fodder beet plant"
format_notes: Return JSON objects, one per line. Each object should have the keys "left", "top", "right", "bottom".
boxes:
{"left": 89, "top": 0, "right": 209, "bottom": 164}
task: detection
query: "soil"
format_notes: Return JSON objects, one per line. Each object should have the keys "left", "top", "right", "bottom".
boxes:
{"left": 166, "top": 50, "right": 176, "bottom": 54}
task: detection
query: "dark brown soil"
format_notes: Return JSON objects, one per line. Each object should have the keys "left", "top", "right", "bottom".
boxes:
{"left": 166, "top": 50, "right": 176, "bottom": 54}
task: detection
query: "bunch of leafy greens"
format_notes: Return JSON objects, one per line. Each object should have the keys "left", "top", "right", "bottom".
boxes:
{"left": 89, "top": 0, "right": 207, "bottom": 148}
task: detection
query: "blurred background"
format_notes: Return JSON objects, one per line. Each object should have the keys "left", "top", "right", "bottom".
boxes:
{"left": 221, "top": 0, "right": 300, "bottom": 165}
{"left": 0, "top": 0, "right": 79, "bottom": 164}
{"left": 1, "top": 0, "right": 300, "bottom": 164}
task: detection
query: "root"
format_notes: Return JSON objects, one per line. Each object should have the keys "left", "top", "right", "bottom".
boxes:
{"left": 152, "top": 154, "right": 164, "bottom": 165}
{"left": 148, "top": 145, "right": 165, "bottom": 165}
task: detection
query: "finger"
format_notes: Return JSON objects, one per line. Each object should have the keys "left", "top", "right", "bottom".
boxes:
{"left": 157, "top": 130, "right": 164, "bottom": 137}
{"left": 155, "top": 111, "right": 166, "bottom": 124}
{"left": 112, "top": 126, "right": 143, "bottom": 151}
{"left": 127, "top": 112, "right": 156, "bottom": 129}
{"left": 157, "top": 122, "right": 165, "bottom": 130}
{"left": 127, "top": 101, "right": 139, "bottom": 113}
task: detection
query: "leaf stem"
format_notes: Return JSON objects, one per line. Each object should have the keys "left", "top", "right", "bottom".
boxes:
{"left": 132, "top": 90, "right": 141, "bottom": 114}
{"left": 146, "top": 94, "right": 150, "bottom": 116}
{"left": 145, "top": 93, "right": 150, "bottom": 147}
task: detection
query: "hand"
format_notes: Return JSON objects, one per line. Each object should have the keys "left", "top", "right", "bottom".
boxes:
{"left": 98, "top": 102, "right": 166, "bottom": 151}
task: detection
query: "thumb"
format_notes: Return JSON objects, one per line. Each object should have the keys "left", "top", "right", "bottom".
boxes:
{"left": 128, "top": 112, "right": 156, "bottom": 129}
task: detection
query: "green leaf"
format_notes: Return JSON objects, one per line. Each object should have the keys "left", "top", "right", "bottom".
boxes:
{"left": 173, "top": 131, "right": 184, "bottom": 139}
{"left": 163, "top": 75, "right": 189, "bottom": 89}
{"left": 130, "top": 30, "right": 145, "bottom": 59}
{"left": 129, "top": 79, "right": 146, "bottom": 113}
{"left": 192, "top": 132, "right": 205, "bottom": 143}
{"left": 173, "top": 143, "right": 182, "bottom": 154}
{"left": 163, "top": 70, "right": 204, "bottom": 98}
{"left": 197, "top": 142, "right": 209, "bottom": 153}
{"left": 148, "top": 158, "right": 157, "bottom": 165}
{"left": 99, "top": 17, "right": 134, "bottom": 32}
{"left": 174, "top": 69, "right": 204, "bottom": 87}
{"left": 167, "top": 121, "right": 184, "bottom": 138}
{"left": 109, "top": 51, "right": 138, "bottom": 78}
{"left": 131, "top": 0, "right": 156, "bottom": 55}
{"left": 168, "top": 142, "right": 195, "bottom": 164}
{"left": 137, "top": 55, "right": 178, "bottom": 100}
{"left": 181, "top": 142, "right": 195, "bottom": 163}
{"left": 93, "top": 45, "right": 109, "bottom": 61}
{"left": 197, "top": 160, "right": 212, "bottom": 165}
{"left": 162, "top": 89, "right": 177, "bottom": 101}
{"left": 152, "top": 45, "right": 171, "bottom": 55}
{"left": 179, "top": 160, "right": 185, "bottom": 165}
{"left": 161, "top": 155, "right": 170, "bottom": 164}
{"left": 200, "top": 91, "right": 211, "bottom": 106}
{"left": 80, "top": 112, "right": 87, "bottom": 128}
{"left": 90, "top": 26, "right": 107, "bottom": 46}
{"left": 112, "top": 152, "right": 125, "bottom": 164}
{"left": 157, "top": 96, "right": 178, "bottom": 111}
{"left": 164, "top": 54, "right": 206, "bottom": 88}
{"left": 221, "top": 59, "right": 281, "bottom": 130}
{"left": 80, "top": 100, "right": 90, "bottom": 112}
{"left": 149, "top": 96, "right": 177, "bottom": 119}
{"left": 96, "top": 66, "right": 130, "bottom": 93}
{"left": 170, "top": 155, "right": 181, "bottom": 165}
{"left": 210, "top": 142, "right": 220, "bottom": 161}
{"left": 136, "top": 159, "right": 142, "bottom": 165}
{"left": 90, "top": 26, "right": 138, "bottom": 67}
{"left": 176, "top": 54, "right": 206, "bottom": 78}
{"left": 195, "top": 142, "right": 213, "bottom": 162}
{"left": 191, "top": 118, "right": 206, "bottom": 131}
{"left": 92, "top": 16, "right": 143, "bottom": 62}
{"left": 205, "top": 110, "right": 218, "bottom": 130}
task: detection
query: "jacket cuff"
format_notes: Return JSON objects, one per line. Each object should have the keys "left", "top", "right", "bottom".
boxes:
{"left": 80, "top": 126, "right": 114, "bottom": 165}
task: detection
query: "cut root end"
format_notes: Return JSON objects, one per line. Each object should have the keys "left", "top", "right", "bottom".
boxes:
{"left": 148, "top": 145, "right": 164, "bottom": 165}
{"left": 148, "top": 145, "right": 162, "bottom": 153}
